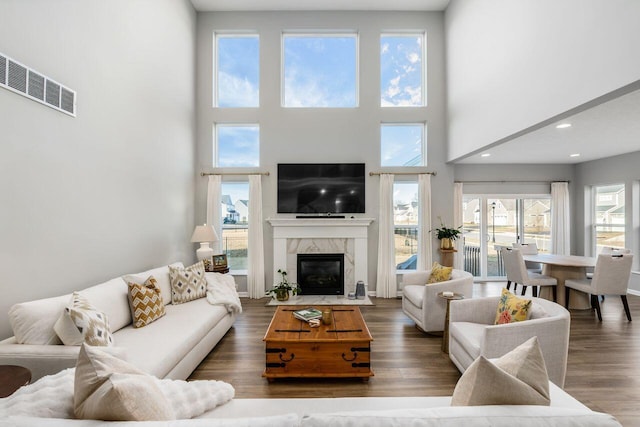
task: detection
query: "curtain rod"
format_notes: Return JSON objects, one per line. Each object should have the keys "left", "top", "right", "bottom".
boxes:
{"left": 201, "top": 172, "right": 270, "bottom": 176}
{"left": 370, "top": 171, "right": 436, "bottom": 176}
{"left": 454, "top": 180, "right": 569, "bottom": 184}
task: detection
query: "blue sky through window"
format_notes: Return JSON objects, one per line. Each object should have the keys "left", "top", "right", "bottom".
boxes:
{"left": 217, "top": 35, "right": 259, "bottom": 107}
{"left": 381, "top": 124, "right": 424, "bottom": 167}
{"left": 283, "top": 35, "right": 357, "bottom": 107}
{"left": 216, "top": 125, "right": 259, "bottom": 167}
{"left": 380, "top": 35, "right": 424, "bottom": 107}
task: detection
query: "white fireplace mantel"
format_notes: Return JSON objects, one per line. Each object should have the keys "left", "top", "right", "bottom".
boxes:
{"left": 267, "top": 218, "right": 374, "bottom": 291}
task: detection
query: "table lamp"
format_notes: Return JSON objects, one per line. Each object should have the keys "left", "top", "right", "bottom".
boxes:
{"left": 191, "top": 224, "right": 219, "bottom": 261}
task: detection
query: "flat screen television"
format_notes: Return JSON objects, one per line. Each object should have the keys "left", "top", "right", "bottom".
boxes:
{"left": 277, "top": 163, "right": 365, "bottom": 214}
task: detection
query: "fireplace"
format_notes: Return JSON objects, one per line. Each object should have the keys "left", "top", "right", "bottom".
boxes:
{"left": 297, "top": 253, "right": 344, "bottom": 295}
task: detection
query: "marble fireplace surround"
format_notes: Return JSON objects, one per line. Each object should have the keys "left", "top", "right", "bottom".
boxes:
{"left": 267, "top": 218, "right": 374, "bottom": 296}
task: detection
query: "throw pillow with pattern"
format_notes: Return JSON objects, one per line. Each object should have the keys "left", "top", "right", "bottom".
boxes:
{"left": 169, "top": 261, "right": 207, "bottom": 304}
{"left": 54, "top": 292, "right": 114, "bottom": 346}
{"left": 495, "top": 287, "right": 532, "bottom": 324}
{"left": 427, "top": 262, "right": 453, "bottom": 284}
{"left": 127, "top": 276, "right": 166, "bottom": 328}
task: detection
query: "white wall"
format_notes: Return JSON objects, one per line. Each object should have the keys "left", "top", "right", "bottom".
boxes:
{"left": 0, "top": 0, "right": 197, "bottom": 339}
{"left": 195, "top": 12, "right": 450, "bottom": 292}
{"left": 445, "top": 0, "right": 640, "bottom": 161}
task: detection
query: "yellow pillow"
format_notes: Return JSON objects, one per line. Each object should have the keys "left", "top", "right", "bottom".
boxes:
{"left": 495, "top": 288, "right": 532, "bottom": 324}
{"left": 427, "top": 262, "right": 453, "bottom": 284}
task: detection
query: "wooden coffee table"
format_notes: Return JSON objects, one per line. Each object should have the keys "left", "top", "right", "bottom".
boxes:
{"left": 0, "top": 365, "right": 31, "bottom": 398}
{"left": 263, "top": 306, "right": 373, "bottom": 381}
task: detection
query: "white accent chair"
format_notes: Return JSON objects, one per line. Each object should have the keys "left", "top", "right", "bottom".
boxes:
{"left": 512, "top": 242, "right": 542, "bottom": 273}
{"left": 502, "top": 248, "right": 558, "bottom": 301}
{"left": 586, "top": 247, "right": 631, "bottom": 279}
{"left": 448, "top": 296, "right": 571, "bottom": 387}
{"left": 565, "top": 253, "right": 633, "bottom": 321}
{"left": 401, "top": 269, "right": 474, "bottom": 333}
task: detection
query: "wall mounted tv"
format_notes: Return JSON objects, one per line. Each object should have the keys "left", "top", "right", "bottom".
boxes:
{"left": 277, "top": 163, "right": 365, "bottom": 214}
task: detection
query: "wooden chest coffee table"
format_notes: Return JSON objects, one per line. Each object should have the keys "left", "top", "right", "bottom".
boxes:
{"left": 263, "top": 306, "right": 373, "bottom": 381}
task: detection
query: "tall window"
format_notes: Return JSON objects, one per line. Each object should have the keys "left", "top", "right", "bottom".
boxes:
{"left": 214, "top": 124, "right": 259, "bottom": 167}
{"left": 394, "top": 181, "right": 419, "bottom": 270}
{"left": 215, "top": 34, "right": 259, "bottom": 107}
{"left": 380, "top": 34, "right": 425, "bottom": 107}
{"left": 221, "top": 182, "right": 249, "bottom": 271}
{"left": 594, "top": 184, "right": 625, "bottom": 253}
{"left": 282, "top": 33, "right": 357, "bottom": 108}
{"left": 381, "top": 123, "right": 425, "bottom": 166}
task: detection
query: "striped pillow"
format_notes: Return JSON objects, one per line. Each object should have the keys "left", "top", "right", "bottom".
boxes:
{"left": 127, "top": 276, "right": 166, "bottom": 328}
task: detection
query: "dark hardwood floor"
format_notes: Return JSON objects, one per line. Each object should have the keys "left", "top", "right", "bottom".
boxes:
{"left": 190, "top": 282, "right": 640, "bottom": 426}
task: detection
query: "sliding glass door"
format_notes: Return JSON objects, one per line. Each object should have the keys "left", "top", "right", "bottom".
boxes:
{"left": 462, "top": 195, "right": 551, "bottom": 279}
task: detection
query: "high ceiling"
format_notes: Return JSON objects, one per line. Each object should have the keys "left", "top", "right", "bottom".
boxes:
{"left": 189, "top": 1, "right": 640, "bottom": 165}
{"left": 190, "top": 0, "right": 450, "bottom": 11}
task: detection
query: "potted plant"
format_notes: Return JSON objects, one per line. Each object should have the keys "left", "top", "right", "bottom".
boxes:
{"left": 267, "top": 269, "right": 298, "bottom": 301}
{"left": 432, "top": 218, "right": 463, "bottom": 250}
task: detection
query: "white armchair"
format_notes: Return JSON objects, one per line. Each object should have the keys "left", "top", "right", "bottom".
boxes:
{"left": 401, "top": 269, "right": 473, "bottom": 333}
{"left": 448, "top": 296, "right": 570, "bottom": 388}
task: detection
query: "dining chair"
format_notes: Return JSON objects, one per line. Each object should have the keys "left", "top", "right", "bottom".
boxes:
{"left": 565, "top": 253, "right": 633, "bottom": 321}
{"left": 586, "top": 247, "right": 631, "bottom": 279}
{"left": 501, "top": 248, "right": 557, "bottom": 301}
{"left": 512, "top": 242, "right": 542, "bottom": 275}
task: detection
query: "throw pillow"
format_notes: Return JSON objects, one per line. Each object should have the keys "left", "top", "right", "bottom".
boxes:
{"left": 74, "top": 343, "right": 174, "bottom": 421}
{"left": 427, "top": 262, "right": 453, "bottom": 284}
{"left": 53, "top": 292, "right": 114, "bottom": 346}
{"left": 169, "top": 261, "right": 207, "bottom": 304}
{"left": 494, "top": 287, "right": 532, "bottom": 324}
{"left": 451, "top": 336, "right": 550, "bottom": 406}
{"left": 127, "top": 276, "right": 166, "bottom": 328}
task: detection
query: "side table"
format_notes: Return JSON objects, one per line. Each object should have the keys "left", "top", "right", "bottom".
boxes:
{"left": 437, "top": 292, "right": 464, "bottom": 354}
{"left": 0, "top": 365, "right": 32, "bottom": 397}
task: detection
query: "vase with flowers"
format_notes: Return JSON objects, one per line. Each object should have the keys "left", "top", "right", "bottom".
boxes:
{"left": 266, "top": 269, "right": 300, "bottom": 301}
{"left": 432, "top": 217, "right": 463, "bottom": 250}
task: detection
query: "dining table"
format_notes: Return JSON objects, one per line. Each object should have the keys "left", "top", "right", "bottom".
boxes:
{"left": 522, "top": 253, "right": 597, "bottom": 309}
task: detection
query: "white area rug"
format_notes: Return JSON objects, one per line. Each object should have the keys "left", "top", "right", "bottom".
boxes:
{"left": 265, "top": 295, "right": 374, "bottom": 306}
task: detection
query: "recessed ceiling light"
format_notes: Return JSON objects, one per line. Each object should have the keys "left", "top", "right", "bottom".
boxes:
{"left": 570, "top": 153, "right": 580, "bottom": 157}
{"left": 481, "top": 153, "right": 491, "bottom": 157}
{"left": 556, "top": 123, "right": 572, "bottom": 129}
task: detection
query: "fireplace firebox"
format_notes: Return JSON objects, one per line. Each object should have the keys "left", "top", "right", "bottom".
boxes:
{"left": 297, "top": 253, "right": 344, "bottom": 295}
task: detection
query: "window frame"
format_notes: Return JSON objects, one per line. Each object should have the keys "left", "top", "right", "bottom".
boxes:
{"left": 393, "top": 180, "right": 419, "bottom": 272}
{"left": 592, "top": 183, "right": 626, "bottom": 254}
{"left": 380, "top": 122, "right": 427, "bottom": 167}
{"left": 220, "top": 180, "right": 250, "bottom": 273}
{"left": 213, "top": 32, "right": 260, "bottom": 108}
{"left": 281, "top": 31, "right": 360, "bottom": 108}
{"left": 380, "top": 32, "right": 427, "bottom": 108}
{"left": 213, "top": 123, "right": 260, "bottom": 168}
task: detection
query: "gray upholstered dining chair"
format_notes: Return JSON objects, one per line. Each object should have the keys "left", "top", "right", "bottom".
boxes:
{"left": 586, "top": 247, "right": 631, "bottom": 279}
{"left": 565, "top": 253, "right": 633, "bottom": 321}
{"left": 501, "top": 247, "right": 557, "bottom": 301}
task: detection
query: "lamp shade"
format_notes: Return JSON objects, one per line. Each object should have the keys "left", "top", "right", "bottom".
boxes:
{"left": 191, "top": 224, "right": 219, "bottom": 243}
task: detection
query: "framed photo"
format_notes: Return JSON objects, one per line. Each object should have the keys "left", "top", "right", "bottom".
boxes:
{"left": 212, "top": 254, "right": 228, "bottom": 271}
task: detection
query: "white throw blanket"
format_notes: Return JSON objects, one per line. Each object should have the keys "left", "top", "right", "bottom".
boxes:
{"left": 206, "top": 273, "right": 242, "bottom": 314}
{"left": 0, "top": 368, "right": 235, "bottom": 420}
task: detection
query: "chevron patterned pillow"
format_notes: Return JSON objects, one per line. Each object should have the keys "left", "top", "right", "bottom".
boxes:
{"left": 127, "top": 276, "right": 166, "bottom": 328}
{"left": 169, "top": 261, "right": 207, "bottom": 304}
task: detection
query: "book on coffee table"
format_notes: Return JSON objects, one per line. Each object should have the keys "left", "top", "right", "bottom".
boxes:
{"left": 293, "top": 307, "right": 323, "bottom": 322}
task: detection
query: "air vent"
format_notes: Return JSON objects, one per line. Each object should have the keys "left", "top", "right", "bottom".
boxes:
{"left": 28, "top": 70, "right": 45, "bottom": 100}
{"left": 0, "top": 51, "right": 76, "bottom": 117}
{"left": 8, "top": 60, "right": 27, "bottom": 93}
{"left": 0, "top": 55, "right": 6, "bottom": 85}
{"left": 45, "top": 80, "right": 60, "bottom": 108}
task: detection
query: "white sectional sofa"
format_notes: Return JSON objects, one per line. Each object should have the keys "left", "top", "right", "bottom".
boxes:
{"left": 0, "top": 386, "right": 623, "bottom": 426}
{"left": 0, "top": 262, "right": 238, "bottom": 381}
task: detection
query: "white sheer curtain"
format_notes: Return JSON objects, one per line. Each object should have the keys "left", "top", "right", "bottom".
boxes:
{"left": 376, "top": 174, "right": 397, "bottom": 298}
{"left": 247, "top": 175, "right": 265, "bottom": 298}
{"left": 551, "top": 182, "right": 570, "bottom": 255}
{"left": 206, "top": 175, "right": 222, "bottom": 254}
{"left": 417, "top": 174, "right": 432, "bottom": 271}
{"left": 453, "top": 182, "right": 464, "bottom": 270}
